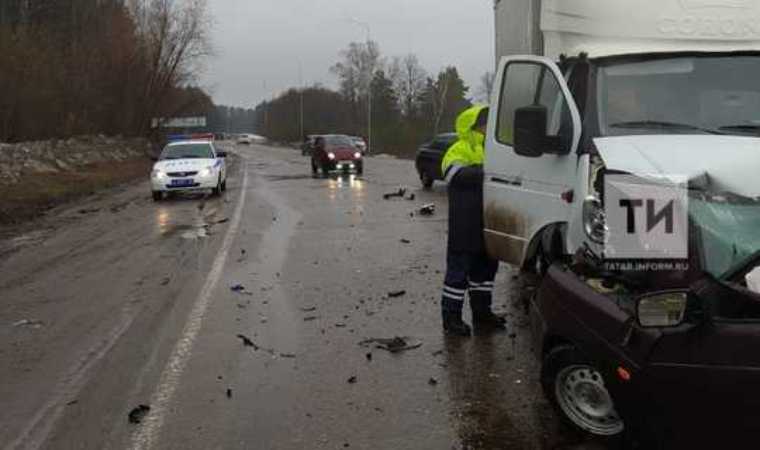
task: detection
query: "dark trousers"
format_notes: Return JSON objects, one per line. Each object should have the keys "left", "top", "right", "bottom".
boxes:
{"left": 441, "top": 250, "right": 499, "bottom": 315}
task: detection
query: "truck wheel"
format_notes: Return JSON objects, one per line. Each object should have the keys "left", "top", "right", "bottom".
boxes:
{"left": 420, "top": 171, "right": 434, "bottom": 189}
{"left": 356, "top": 162, "right": 364, "bottom": 176}
{"left": 152, "top": 191, "right": 162, "bottom": 202}
{"left": 542, "top": 345, "right": 625, "bottom": 438}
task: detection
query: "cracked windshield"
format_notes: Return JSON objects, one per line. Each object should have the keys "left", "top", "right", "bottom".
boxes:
{"left": 4, "top": 1, "right": 760, "bottom": 449}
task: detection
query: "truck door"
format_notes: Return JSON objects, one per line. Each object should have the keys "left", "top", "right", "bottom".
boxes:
{"left": 484, "top": 56, "right": 582, "bottom": 267}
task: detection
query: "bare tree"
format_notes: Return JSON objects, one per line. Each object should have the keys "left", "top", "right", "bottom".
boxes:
{"left": 389, "top": 54, "right": 427, "bottom": 118}
{"left": 330, "top": 40, "right": 382, "bottom": 105}
{"left": 477, "top": 71, "right": 495, "bottom": 103}
{"left": 132, "top": 0, "right": 212, "bottom": 133}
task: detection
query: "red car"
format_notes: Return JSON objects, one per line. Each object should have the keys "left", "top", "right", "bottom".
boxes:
{"left": 310, "top": 135, "right": 364, "bottom": 176}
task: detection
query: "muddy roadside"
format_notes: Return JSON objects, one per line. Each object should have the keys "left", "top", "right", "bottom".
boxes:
{"left": 0, "top": 158, "right": 153, "bottom": 226}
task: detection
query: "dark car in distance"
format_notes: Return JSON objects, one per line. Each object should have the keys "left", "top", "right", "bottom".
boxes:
{"left": 311, "top": 134, "right": 363, "bottom": 176}
{"left": 532, "top": 221, "right": 760, "bottom": 447}
{"left": 415, "top": 133, "right": 456, "bottom": 188}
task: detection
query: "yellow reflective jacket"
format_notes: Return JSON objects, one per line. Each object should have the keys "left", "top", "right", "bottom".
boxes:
{"left": 441, "top": 105, "right": 487, "bottom": 178}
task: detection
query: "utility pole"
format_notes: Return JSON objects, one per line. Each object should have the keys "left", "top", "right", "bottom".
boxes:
{"left": 351, "top": 18, "right": 372, "bottom": 154}
{"left": 299, "top": 60, "right": 304, "bottom": 140}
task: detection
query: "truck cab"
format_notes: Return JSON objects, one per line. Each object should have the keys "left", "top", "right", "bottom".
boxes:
{"left": 486, "top": 0, "right": 760, "bottom": 270}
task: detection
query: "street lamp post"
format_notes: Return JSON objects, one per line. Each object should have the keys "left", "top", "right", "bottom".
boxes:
{"left": 351, "top": 19, "right": 372, "bottom": 154}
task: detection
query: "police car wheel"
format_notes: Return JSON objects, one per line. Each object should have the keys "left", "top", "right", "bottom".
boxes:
{"left": 152, "top": 191, "right": 162, "bottom": 202}
{"left": 211, "top": 176, "right": 222, "bottom": 196}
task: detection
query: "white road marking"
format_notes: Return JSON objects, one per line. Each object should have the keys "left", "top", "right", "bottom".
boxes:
{"left": 128, "top": 166, "right": 249, "bottom": 450}
{"left": 5, "top": 308, "right": 137, "bottom": 450}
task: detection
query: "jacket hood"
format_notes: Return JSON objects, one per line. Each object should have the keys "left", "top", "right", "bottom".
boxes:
{"left": 455, "top": 105, "right": 487, "bottom": 142}
{"left": 594, "top": 135, "right": 760, "bottom": 197}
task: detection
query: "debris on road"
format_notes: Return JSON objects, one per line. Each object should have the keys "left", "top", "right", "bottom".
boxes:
{"left": 128, "top": 405, "right": 151, "bottom": 424}
{"left": 226, "top": 388, "right": 232, "bottom": 399}
{"left": 428, "top": 377, "right": 438, "bottom": 386}
{"left": 359, "top": 337, "right": 422, "bottom": 353}
{"left": 236, "top": 334, "right": 260, "bottom": 350}
{"left": 383, "top": 188, "right": 406, "bottom": 200}
{"left": 12, "top": 319, "right": 44, "bottom": 328}
{"left": 160, "top": 277, "right": 171, "bottom": 286}
{"left": 366, "top": 352, "right": 372, "bottom": 361}
{"left": 66, "top": 400, "right": 78, "bottom": 406}
{"left": 300, "top": 306, "right": 317, "bottom": 312}
{"left": 230, "top": 284, "right": 253, "bottom": 296}
{"left": 214, "top": 218, "right": 230, "bottom": 225}
{"left": 303, "top": 316, "right": 318, "bottom": 322}
{"left": 347, "top": 375, "right": 357, "bottom": 384}
{"left": 418, "top": 204, "right": 436, "bottom": 216}
{"left": 279, "top": 353, "right": 296, "bottom": 358}
{"left": 400, "top": 239, "right": 411, "bottom": 244}
{"left": 387, "top": 290, "right": 406, "bottom": 298}
{"left": 78, "top": 207, "right": 101, "bottom": 215}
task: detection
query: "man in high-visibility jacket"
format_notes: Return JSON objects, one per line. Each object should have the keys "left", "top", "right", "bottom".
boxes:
{"left": 440, "top": 105, "right": 506, "bottom": 336}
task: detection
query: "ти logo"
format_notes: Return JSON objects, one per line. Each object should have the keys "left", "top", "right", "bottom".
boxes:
{"left": 680, "top": 0, "right": 751, "bottom": 9}
{"left": 604, "top": 175, "right": 689, "bottom": 261}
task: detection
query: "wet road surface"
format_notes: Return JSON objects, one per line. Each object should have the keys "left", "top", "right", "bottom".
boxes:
{"left": 0, "top": 144, "right": 593, "bottom": 449}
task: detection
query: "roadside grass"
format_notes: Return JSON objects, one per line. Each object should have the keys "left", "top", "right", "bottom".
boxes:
{"left": 0, "top": 159, "right": 152, "bottom": 225}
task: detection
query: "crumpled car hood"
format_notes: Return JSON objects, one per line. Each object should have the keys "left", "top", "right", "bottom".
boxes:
{"left": 594, "top": 135, "right": 760, "bottom": 197}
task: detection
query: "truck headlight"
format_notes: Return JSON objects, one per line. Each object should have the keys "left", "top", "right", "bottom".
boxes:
{"left": 354, "top": 152, "right": 362, "bottom": 159}
{"left": 328, "top": 152, "right": 336, "bottom": 160}
{"left": 583, "top": 196, "right": 607, "bottom": 244}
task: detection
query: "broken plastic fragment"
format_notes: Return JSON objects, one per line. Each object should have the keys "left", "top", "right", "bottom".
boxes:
{"left": 128, "top": 405, "right": 150, "bottom": 424}
{"left": 358, "top": 337, "right": 422, "bottom": 353}
{"left": 418, "top": 204, "right": 435, "bottom": 216}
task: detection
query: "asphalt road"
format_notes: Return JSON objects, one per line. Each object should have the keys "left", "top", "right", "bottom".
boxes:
{"left": 0, "top": 144, "right": 588, "bottom": 450}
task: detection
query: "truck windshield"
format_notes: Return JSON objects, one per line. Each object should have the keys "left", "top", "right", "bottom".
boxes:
{"left": 598, "top": 55, "right": 760, "bottom": 137}
{"left": 690, "top": 191, "right": 760, "bottom": 279}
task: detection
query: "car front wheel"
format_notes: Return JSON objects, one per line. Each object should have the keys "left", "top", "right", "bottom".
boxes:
{"left": 542, "top": 345, "right": 625, "bottom": 438}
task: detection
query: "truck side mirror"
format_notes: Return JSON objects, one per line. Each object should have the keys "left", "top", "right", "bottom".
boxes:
{"left": 514, "top": 105, "right": 547, "bottom": 158}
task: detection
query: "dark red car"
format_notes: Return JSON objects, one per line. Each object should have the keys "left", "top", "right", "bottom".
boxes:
{"left": 310, "top": 134, "right": 364, "bottom": 176}
{"left": 531, "top": 189, "right": 760, "bottom": 447}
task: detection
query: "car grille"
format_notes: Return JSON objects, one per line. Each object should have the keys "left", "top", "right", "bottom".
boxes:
{"left": 167, "top": 171, "right": 198, "bottom": 177}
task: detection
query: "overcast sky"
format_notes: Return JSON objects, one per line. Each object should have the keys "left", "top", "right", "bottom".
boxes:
{"left": 201, "top": 0, "right": 495, "bottom": 108}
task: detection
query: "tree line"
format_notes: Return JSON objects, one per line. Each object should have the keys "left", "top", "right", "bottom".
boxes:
{"left": 253, "top": 41, "right": 492, "bottom": 157}
{"left": 0, "top": 0, "right": 212, "bottom": 143}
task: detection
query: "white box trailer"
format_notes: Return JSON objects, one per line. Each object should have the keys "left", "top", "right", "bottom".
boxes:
{"left": 486, "top": 0, "right": 760, "bottom": 272}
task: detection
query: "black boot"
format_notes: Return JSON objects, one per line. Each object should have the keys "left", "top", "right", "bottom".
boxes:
{"left": 442, "top": 311, "right": 472, "bottom": 337}
{"left": 472, "top": 310, "right": 507, "bottom": 331}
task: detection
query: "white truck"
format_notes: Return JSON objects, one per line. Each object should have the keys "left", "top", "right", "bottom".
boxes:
{"left": 486, "top": 0, "right": 760, "bottom": 272}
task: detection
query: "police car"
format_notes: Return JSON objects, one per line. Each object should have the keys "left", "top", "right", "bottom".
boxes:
{"left": 151, "top": 135, "right": 227, "bottom": 201}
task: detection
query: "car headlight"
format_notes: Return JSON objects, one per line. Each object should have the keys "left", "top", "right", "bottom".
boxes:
{"left": 354, "top": 152, "right": 362, "bottom": 159}
{"left": 327, "top": 152, "right": 336, "bottom": 160}
{"left": 152, "top": 169, "right": 166, "bottom": 179}
{"left": 199, "top": 167, "right": 214, "bottom": 177}
{"left": 583, "top": 196, "right": 607, "bottom": 244}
